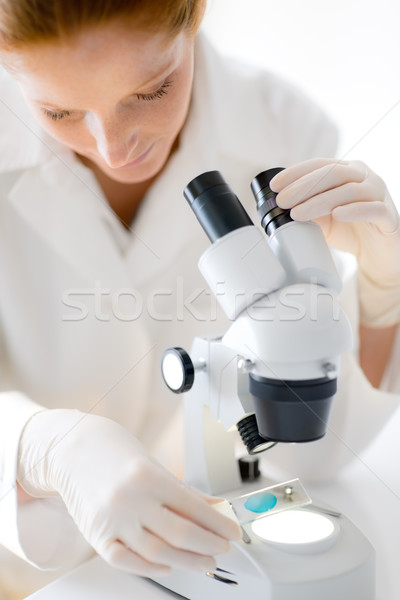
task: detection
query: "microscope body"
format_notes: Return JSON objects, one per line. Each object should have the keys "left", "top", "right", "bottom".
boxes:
{"left": 157, "top": 170, "right": 375, "bottom": 599}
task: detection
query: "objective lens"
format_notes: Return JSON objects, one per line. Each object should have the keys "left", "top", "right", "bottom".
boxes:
{"left": 249, "top": 374, "right": 336, "bottom": 443}
{"left": 237, "top": 414, "right": 276, "bottom": 454}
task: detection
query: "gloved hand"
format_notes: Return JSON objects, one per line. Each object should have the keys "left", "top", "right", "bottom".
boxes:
{"left": 17, "top": 409, "right": 241, "bottom": 576}
{"left": 270, "top": 158, "right": 400, "bottom": 327}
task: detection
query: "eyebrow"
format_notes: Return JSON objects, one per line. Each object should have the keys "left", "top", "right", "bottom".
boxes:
{"left": 33, "top": 59, "right": 176, "bottom": 111}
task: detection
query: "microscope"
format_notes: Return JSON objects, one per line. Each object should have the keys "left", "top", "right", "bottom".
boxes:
{"left": 158, "top": 169, "right": 375, "bottom": 600}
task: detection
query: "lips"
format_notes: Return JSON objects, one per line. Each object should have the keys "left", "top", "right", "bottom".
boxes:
{"left": 121, "top": 143, "right": 154, "bottom": 168}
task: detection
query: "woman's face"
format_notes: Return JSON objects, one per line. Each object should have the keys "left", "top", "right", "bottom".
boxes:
{"left": 5, "top": 22, "right": 196, "bottom": 183}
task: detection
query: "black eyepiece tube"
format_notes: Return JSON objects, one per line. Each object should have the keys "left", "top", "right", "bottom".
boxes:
{"left": 184, "top": 171, "right": 253, "bottom": 243}
{"left": 251, "top": 167, "right": 293, "bottom": 236}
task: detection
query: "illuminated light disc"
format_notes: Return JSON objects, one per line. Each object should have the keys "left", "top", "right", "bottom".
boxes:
{"left": 162, "top": 354, "right": 184, "bottom": 391}
{"left": 251, "top": 510, "right": 335, "bottom": 545}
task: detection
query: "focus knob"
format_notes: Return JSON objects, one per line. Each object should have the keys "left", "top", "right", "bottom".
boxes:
{"left": 161, "top": 347, "right": 195, "bottom": 394}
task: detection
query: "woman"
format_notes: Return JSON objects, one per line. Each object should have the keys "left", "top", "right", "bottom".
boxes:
{"left": 0, "top": 0, "right": 398, "bottom": 597}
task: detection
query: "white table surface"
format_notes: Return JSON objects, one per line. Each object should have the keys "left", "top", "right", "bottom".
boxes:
{"left": 27, "top": 412, "right": 400, "bottom": 600}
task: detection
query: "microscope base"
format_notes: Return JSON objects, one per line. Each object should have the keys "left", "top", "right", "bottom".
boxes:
{"left": 151, "top": 507, "right": 375, "bottom": 600}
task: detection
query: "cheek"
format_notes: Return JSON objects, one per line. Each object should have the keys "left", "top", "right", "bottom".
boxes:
{"left": 149, "top": 58, "right": 194, "bottom": 134}
{"left": 153, "top": 81, "right": 192, "bottom": 135}
{"left": 148, "top": 104, "right": 184, "bottom": 138}
{"left": 25, "top": 104, "right": 91, "bottom": 151}
{"left": 43, "top": 121, "right": 89, "bottom": 149}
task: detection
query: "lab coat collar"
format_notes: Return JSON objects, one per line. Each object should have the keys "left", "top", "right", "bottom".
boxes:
{"left": 0, "top": 68, "right": 57, "bottom": 172}
{"left": 7, "top": 152, "right": 133, "bottom": 290}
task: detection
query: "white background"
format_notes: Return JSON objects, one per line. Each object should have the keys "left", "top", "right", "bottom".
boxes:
{"left": 202, "top": 0, "right": 400, "bottom": 208}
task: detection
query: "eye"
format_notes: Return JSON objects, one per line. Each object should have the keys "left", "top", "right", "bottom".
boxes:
{"left": 42, "top": 108, "right": 71, "bottom": 121}
{"left": 136, "top": 79, "right": 172, "bottom": 102}
{"left": 39, "top": 77, "right": 174, "bottom": 120}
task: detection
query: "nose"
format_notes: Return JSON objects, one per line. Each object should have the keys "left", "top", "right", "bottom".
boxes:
{"left": 87, "top": 113, "right": 139, "bottom": 168}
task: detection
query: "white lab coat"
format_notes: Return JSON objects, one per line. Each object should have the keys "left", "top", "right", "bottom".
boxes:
{"left": 0, "top": 32, "right": 398, "bottom": 596}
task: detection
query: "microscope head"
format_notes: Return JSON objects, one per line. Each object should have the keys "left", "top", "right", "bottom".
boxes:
{"left": 183, "top": 170, "right": 353, "bottom": 452}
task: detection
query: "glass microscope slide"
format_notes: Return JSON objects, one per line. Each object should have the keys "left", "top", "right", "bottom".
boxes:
{"left": 229, "top": 479, "right": 311, "bottom": 525}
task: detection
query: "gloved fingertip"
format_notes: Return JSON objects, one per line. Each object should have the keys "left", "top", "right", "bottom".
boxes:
{"left": 275, "top": 191, "right": 292, "bottom": 209}
{"left": 269, "top": 173, "right": 285, "bottom": 192}
{"left": 217, "top": 539, "right": 231, "bottom": 554}
{"left": 233, "top": 523, "right": 242, "bottom": 541}
{"left": 212, "top": 500, "right": 239, "bottom": 524}
{"left": 290, "top": 206, "right": 307, "bottom": 221}
{"left": 197, "top": 557, "right": 217, "bottom": 572}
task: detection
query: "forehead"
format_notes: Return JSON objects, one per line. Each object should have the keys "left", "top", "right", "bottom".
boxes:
{"left": 6, "top": 22, "right": 188, "bottom": 106}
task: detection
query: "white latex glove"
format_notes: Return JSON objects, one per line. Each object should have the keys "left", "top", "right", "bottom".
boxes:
{"left": 17, "top": 409, "right": 241, "bottom": 577}
{"left": 270, "top": 158, "right": 400, "bottom": 327}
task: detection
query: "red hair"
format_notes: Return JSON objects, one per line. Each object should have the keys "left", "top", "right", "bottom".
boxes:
{"left": 0, "top": 0, "right": 205, "bottom": 48}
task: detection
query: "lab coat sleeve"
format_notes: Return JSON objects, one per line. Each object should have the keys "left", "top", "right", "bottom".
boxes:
{"left": 261, "top": 252, "right": 400, "bottom": 483}
{"left": 0, "top": 391, "right": 93, "bottom": 570}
